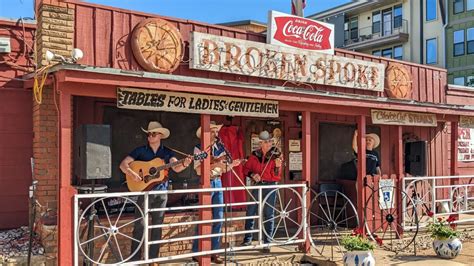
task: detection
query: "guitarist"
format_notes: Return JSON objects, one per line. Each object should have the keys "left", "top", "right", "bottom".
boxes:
{"left": 191, "top": 121, "right": 241, "bottom": 264}
{"left": 119, "top": 121, "right": 192, "bottom": 261}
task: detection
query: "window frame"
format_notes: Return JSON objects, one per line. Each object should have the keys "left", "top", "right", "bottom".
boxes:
{"left": 382, "top": 48, "right": 393, "bottom": 58}
{"left": 454, "top": 29, "right": 465, "bottom": 57}
{"left": 350, "top": 17, "right": 359, "bottom": 40}
{"left": 393, "top": 5, "right": 403, "bottom": 28}
{"left": 426, "top": 0, "right": 437, "bottom": 21}
{"left": 468, "top": 0, "right": 474, "bottom": 11}
{"left": 454, "top": 0, "right": 465, "bottom": 14}
{"left": 426, "top": 38, "right": 438, "bottom": 64}
{"left": 372, "top": 11, "right": 381, "bottom": 34}
{"left": 393, "top": 45, "right": 403, "bottom": 60}
{"left": 372, "top": 50, "right": 382, "bottom": 56}
{"left": 467, "top": 76, "right": 474, "bottom": 87}
{"left": 454, "top": 76, "right": 465, "bottom": 86}
{"left": 467, "top": 27, "right": 474, "bottom": 54}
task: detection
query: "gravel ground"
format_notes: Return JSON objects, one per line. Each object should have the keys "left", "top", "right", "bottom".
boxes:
{"left": 0, "top": 226, "right": 44, "bottom": 263}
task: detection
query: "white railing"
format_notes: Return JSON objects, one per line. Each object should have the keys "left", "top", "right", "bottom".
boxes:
{"left": 402, "top": 175, "right": 474, "bottom": 229}
{"left": 73, "top": 184, "right": 307, "bottom": 265}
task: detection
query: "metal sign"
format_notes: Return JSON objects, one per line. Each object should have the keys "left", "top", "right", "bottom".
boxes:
{"left": 190, "top": 32, "right": 385, "bottom": 92}
{"left": 378, "top": 179, "right": 395, "bottom": 210}
{"left": 116, "top": 87, "right": 279, "bottom": 117}
{"left": 371, "top": 109, "right": 437, "bottom": 127}
{"left": 267, "top": 10, "right": 335, "bottom": 55}
{"left": 460, "top": 116, "right": 474, "bottom": 128}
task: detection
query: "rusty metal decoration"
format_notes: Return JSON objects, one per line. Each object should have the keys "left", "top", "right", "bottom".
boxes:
{"left": 131, "top": 18, "right": 184, "bottom": 73}
{"left": 385, "top": 63, "right": 412, "bottom": 99}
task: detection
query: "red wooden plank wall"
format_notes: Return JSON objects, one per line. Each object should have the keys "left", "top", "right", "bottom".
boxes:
{"left": 71, "top": 2, "right": 450, "bottom": 106}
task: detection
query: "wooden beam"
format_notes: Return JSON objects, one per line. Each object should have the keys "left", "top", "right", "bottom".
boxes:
{"left": 356, "top": 116, "right": 366, "bottom": 227}
{"left": 299, "top": 111, "right": 311, "bottom": 253}
{"left": 451, "top": 121, "right": 459, "bottom": 176}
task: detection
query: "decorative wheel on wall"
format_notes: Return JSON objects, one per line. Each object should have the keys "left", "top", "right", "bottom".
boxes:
{"left": 307, "top": 189, "right": 359, "bottom": 261}
{"left": 451, "top": 186, "right": 468, "bottom": 212}
{"left": 76, "top": 196, "right": 145, "bottom": 265}
{"left": 404, "top": 179, "right": 433, "bottom": 228}
{"left": 364, "top": 186, "right": 419, "bottom": 253}
{"left": 261, "top": 187, "right": 304, "bottom": 243}
{"left": 385, "top": 63, "right": 412, "bottom": 99}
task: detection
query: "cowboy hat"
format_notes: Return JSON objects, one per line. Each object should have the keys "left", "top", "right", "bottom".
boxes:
{"left": 258, "top": 130, "right": 272, "bottom": 141}
{"left": 366, "top": 133, "right": 380, "bottom": 149}
{"left": 196, "top": 121, "right": 223, "bottom": 139}
{"left": 141, "top": 121, "right": 170, "bottom": 139}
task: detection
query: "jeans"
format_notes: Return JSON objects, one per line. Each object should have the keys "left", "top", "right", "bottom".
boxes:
{"left": 192, "top": 178, "right": 224, "bottom": 252}
{"left": 243, "top": 183, "right": 277, "bottom": 244}
{"left": 130, "top": 185, "right": 168, "bottom": 260}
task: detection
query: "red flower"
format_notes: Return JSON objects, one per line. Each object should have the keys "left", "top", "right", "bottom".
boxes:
{"left": 427, "top": 211, "right": 434, "bottom": 217}
{"left": 447, "top": 214, "right": 457, "bottom": 223}
{"left": 450, "top": 223, "right": 456, "bottom": 229}
{"left": 375, "top": 236, "right": 383, "bottom": 246}
{"left": 352, "top": 228, "right": 363, "bottom": 236}
{"left": 437, "top": 217, "right": 443, "bottom": 222}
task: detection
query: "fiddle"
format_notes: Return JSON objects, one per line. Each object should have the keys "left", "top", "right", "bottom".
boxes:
{"left": 265, "top": 146, "right": 282, "bottom": 160}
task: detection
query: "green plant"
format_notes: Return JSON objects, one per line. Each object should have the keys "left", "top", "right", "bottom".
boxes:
{"left": 341, "top": 228, "right": 376, "bottom": 251}
{"left": 427, "top": 214, "right": 459, "bottom": 240}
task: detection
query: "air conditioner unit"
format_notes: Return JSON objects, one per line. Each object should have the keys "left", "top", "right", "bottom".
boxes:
{"left": 0, "top": 37, "right": 11, "bottom": 53}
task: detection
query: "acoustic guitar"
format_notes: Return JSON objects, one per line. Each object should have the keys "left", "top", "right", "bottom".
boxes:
{"left": 126, "top": 151, "right": 208, "bottom": 192}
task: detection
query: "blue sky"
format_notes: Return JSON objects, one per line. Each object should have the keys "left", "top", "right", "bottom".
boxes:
{"left": 0, "top": 0, "right": 351, "bottom": 23}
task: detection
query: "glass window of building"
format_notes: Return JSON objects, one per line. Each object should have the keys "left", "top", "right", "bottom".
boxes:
{"left": 372, "top": 50, "right": 382, "bottom": 56}
{"left": 426, "top": 38, "right": 437, "bottom": 64}
{"left": 344, "top": 21, "right": 349, "bottom": 41}
{"left": 394, "top": 46, "right": 403, "bottom": 60}
{"left": 372, "top": 11, "right": 381, "bottom": 34}
{"left": 350, "top": 17, "right": 358, "bottom": 40}
{"left": 426, "top": 0, "right": 437, "bottom": 20}
{"left": 454, "top": 30, "right": 465, "bottom": 56}
{"left": 454, "top": 77, "right": 465, "bottom": 86}
{"left": 468, "top": 0, "right": 474, "bottom": 10}
{"left": 394, "top": 5, "right": 403, "bottom": 28}
{"left": 382, "top": 48, "right": 393, "bottom": 58}
{"left": 454, "top": 0, "right": 464, "bottom": 14}
{"left": 467, "top": 76, "right": 474, "bottom": 87}
{"left": 468, "top": 28, "right": 474, "bottom": 54}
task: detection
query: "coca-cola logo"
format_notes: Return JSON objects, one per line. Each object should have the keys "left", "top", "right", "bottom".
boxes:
{"left": 273, "top": 16, "right": 332, "bottom": 51}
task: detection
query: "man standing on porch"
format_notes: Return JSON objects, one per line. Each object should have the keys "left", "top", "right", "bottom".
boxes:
{"left": 352, "top": 129, "right": 382, "bottom": 176}
{"left": 119, "top": 121, "right": 192, "bottom": 261}
{"left": 241, "top": 130, "right": 283, "bottom": 253}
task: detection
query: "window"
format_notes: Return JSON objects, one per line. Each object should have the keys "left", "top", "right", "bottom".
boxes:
{"left": 372, "top": 11, "right": 381, "bottom": 34}
{"left": 344, "top": 21, "right": 349, "bottom": 41}
{"left": 454, "top": 30, "right": 465, "bottom": 56}
{"left": 372, "top": 50, "right": 382, "bottom": 56}
{"left": 350, "top": 17, "right": 358, "bottom": 40}
{"left": 468, "top": 28, "right": 474, "bottom": 54}
{"left": 468, "top": 0, "right": 474, "bottom": 10}
{"left": 394, "top": 46, "right": 403, "bottom": 60}
{"left": 382, "top": 48, "right": 393, "bottom": 58}
{"left": 467, "top": 76, "right": 474, "bottom": 87}
{"left": 426, "top": 38, "right": 437, "bottom": 64}
{"left": 454, "top": 0, "right": 464, "bottom": 14}
{"left": 394, "top": 5, "right": 403, "bottom": 28}
{"left": 454, "top": 76, "right": 465, "bottom": 85}
{"left": 426, "top": 0, "right": 437, "bottom": 20}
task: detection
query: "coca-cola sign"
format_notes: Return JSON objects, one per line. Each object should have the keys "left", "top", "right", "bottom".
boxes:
{"left": 267, "top": 10, "right": 334, "bottom": 55}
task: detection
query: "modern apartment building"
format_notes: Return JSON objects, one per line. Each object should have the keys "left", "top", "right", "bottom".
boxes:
{"left": 308, "top": 0, "right": 446, "bottom": 68}
{"left": 446, "top": 0, "right": 474, "bottom": 86}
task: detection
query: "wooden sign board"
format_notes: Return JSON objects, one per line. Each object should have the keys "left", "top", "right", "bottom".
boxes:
{"left": 460, "top": 116, "right": 474, "bottom": 128}
{"left": 371, "top": 109, "right": 437, "bottom": 127}
{"left": 117, "top": 87, "right": 279, "bottom": 117}
{"left": 190, "top": 32, "right": 385, "bottom": 92}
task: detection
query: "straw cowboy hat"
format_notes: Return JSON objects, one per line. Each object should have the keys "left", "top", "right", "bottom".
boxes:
{"left": 196, "top": 121, "right": 223, "bottom": 139}
{"left": 141, "top": 121, "right": 170, "bottom": 139}
{"left": 366, "top": 133, "right": 380, "bottom": 149}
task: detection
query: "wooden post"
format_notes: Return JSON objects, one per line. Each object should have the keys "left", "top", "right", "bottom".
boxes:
{"left": 198, "top": 114, "right": 211, "bottom": 265}
{"left": 394, "top": 126, "right": 404, "bottom": 236}
{"left": 299, "top": 111, "right": 311, "bottom": 253}
{"left": 356, "top": 116, "right": 366, "bottom": 228}
{"left": 58, "top": 90, "right": 75, "bottom": 265}
{"left": 450, "top": 121, "right": 459, "bottom": 221}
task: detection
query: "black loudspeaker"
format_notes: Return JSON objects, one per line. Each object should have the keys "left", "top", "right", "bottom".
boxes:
{"left": 75, "top": 124, "right": 112, "bottom": 179}
{"left": 405, "top": 141, "right": 427, "bottom": 176}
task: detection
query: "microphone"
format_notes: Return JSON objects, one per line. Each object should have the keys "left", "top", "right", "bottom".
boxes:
{"left": 215, "top": 136, "right": 233, "bottom": 163}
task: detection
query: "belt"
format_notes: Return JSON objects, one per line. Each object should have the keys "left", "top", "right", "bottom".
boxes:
{"left": 210, "top": 175, "right": 221, "bottom": 180}
{"left": 258, "top": 181, "right": 277, "bottom": 185}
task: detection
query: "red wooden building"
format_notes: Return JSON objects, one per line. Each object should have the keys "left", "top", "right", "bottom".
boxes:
{"left": 1, "top": 0, "right": 474, "bottom": 264}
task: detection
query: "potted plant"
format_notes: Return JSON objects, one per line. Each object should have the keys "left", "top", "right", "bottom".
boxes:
{"left": 341, "top": 228, "right": 378, "bottom": 266}
{"left": 427, "top": 213, "right": 462, "bottom": 259}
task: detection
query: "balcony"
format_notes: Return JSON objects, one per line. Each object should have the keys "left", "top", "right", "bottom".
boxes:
{"left": 343, "top": 19, "right": 409, "bottom": 50}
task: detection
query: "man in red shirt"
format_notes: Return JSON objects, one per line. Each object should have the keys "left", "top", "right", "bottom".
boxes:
{"left": 241, "top": 130, "right": 282, "bottom": 252}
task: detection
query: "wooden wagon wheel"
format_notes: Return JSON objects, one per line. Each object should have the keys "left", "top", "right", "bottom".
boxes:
{"left": 385, "top": 63, "right": 412, "bottom": 99}
{"left": 131, "top": 18, "right": 184, "bottom": 73}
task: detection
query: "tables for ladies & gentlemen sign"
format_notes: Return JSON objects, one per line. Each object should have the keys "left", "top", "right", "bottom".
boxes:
{"left": 371, "top": 109, "right": 437, "bottom": 127}
{"left": 116, "top": 87, "right": 279, "bottom": 117}
{"left": 190, "top": 32, "right": 385, "bottom": 92}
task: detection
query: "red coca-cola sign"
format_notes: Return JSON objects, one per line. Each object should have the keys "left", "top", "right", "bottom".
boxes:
{"left": 268, "top": 11, "right": 334, "bottom": 54}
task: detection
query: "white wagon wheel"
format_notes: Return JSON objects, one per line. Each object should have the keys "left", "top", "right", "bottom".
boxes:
{"left": 308, "top": 189, "right": 359, "bottom": 261}
{"left": 404, "top": 179, "right": 433, "bottom": 228}
{"left": 451, "top": 186, "right": 468, "bottom": 212}
{"left": 76, "top": 196, "right": 145, "bottom": 265}
{"left": 261, "top": 187, "right": 304, "bottom": 243}
{"left": 364, "top": 186, "right": 419, "bottom": 253}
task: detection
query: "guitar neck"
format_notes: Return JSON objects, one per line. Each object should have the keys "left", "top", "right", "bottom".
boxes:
{"left": 155, "top": 158, "right": 186, "bottom": 172}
